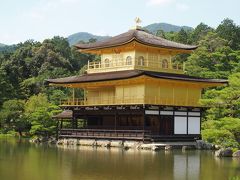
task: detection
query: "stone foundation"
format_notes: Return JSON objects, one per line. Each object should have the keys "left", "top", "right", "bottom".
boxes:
{"left": 30, "top": 137, "right": 239, "bottom": 156}
{"left": 56, "top": 138, "right": 199, "bottom": 151}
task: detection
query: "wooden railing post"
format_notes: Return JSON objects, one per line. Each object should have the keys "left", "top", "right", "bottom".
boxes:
{"left": 72, "top": 88, "right": 75, "bottom": 105}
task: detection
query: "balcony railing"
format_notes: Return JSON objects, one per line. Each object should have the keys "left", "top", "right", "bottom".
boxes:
{"left": 60, "top": 95, "right": 199, "bottom": 107}
{"left": 59, "top": 129, "right": 151, "bottom": 140}
{"left": 87, "top": 58, "right": 184, "bottom": 74}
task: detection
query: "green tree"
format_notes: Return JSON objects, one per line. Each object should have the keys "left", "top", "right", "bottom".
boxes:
{"left": 216, "top": 18, "right": 240, "bottom": 50}
{"left": 198, "top": 32, "right": 227, "bottom": 52}
{"left": 185, "top": 32, "right": 240, "bottom": 79}
{"left": 175, "top": 28, "right": 189, "bottom": 44}
{"left": 48, "top": 89, "right": 68, "bottom": 105}
{"left": 200, "top": 73, "right": 240, "bottom": 148}
{"left": 191, "top": 23, "right": 213, "bottom": 43}
{"left": 0, "top": 68, "right": 15, "bottom": 105}
{"left": 24, "top": 93, "right": 60, "bottom": 137}
{"left": 156, "top": 29, "right": 166, "bottom": 38}
{"left": 88, "top": 38, "right": 97, "bottom": 43}
{"left": 0, "top": 99, "right": 29, "bottom": 136}
{"left": 164, "top": 31, "right": 177, "bottom": 41}
{"left": 0, "top": 36, "right": 88, "bottom": 99}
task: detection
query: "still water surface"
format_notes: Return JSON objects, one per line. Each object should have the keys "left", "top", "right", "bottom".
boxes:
{"left": 0, "top": 138, "right": 239, "bottom": 180}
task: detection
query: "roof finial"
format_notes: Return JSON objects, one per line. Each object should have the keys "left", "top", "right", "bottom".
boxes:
{"left": 131, "top": 17, "right": 142, "bottom": 30}
{"left": 135, "top": 17, "right": 142, "bottom": 26}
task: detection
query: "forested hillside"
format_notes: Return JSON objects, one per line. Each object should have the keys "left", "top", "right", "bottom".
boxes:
{"left": 144, "top": 22, "right": 193, "bottom": 34}
{"left": 67, "top": 32, "right": 110, "bottom": 46}
{"left": 0, "top": 43, "right": 6, "bottom": 47}
{"left": 0, "top": 18, "right": 239, "bottom": 148}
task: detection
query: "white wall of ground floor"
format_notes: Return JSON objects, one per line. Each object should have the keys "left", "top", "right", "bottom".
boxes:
{"left": 145, "top": 109, "right": 201, "bottom": 135}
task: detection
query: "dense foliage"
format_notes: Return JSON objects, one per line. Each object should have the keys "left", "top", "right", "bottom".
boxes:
{"left": 200, "top": 73, "right": 240, "bottom": 148}
{"left": 0, "top": 18, "right": 239, "bottom": 148}
{"left": 0, "top": 36, "right": 97, "bottom": 137}
{"left": 158, "top": 18, "right": 240, "bottom": 148}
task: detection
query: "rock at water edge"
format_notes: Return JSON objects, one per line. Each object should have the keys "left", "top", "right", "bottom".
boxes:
{"left": 165, "top": 145, "right": 172, "bottom": 151}
{"left": 215, "top": 148, "right": 233, "bottom": 157}
{"left": 232, "top": 150, "right": 240, "bottom": 157}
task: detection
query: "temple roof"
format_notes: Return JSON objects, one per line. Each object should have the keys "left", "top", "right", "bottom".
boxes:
{"left": 53, "top": 110, "right": 73, "bottom": 119}
{"left": 46, "top": 70, "right": 228, "bottom": 85}
{"left": 75, "top": 28, "right": 197, "bottom": 51}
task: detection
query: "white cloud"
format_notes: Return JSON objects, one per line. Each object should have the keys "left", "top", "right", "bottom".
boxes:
{"left": 147, "top": 0, "right": 174, "bottom": 6}
{"left": 176, "top": 3, "right": 189, "bottom": 11}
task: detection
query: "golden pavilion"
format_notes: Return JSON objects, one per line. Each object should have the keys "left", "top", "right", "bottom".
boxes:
{"left": 47, "top": 21, "right": 227, "bottom": 141}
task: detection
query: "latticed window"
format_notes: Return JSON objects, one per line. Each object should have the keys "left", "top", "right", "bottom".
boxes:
{"left": 162, "top": 59, "right": 168, "bottom": 69}
{"left": 105, "top": 58, "right": 110, "bottom": 67}
{"left": 137, "top": 56, "right": 145, "bottom": 66}
{"left": 113, "top": 54, "right": 123, "bottom": 66}
{"left": 126, "top": 56, "right": 132, "bottom": 65}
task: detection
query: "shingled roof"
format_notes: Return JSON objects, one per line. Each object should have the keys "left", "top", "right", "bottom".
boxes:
{"left": 53, "top": 110, "right": 73, "bottom": 119}
{"left": 75, "top": 28, "right": 197, "bottom": 51}
{"left": 46, "top": 70, "right": 228, "bottom": 85}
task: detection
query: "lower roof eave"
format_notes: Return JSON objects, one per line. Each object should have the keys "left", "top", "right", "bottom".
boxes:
{"left": 46, "top": 70, "right": 228, "bottom": 87}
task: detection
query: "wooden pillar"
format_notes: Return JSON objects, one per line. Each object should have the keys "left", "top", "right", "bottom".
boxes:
{"left": 76, "top": 118, "right": 78, "bottom": 129}
{"left": 71, "top": 117, "right": 74, "bottom": 129}
{"left": 169, "top": 55, "right": 172, "bottom": 69}
{"left": 72, "top": 112, "right": 78, "bottom": 129}
{"left": 72, "top": 88, "right": 75, "bottom": 105}
{"left": 142, "top": 109, "right": 145, "bottom": 129}
{"left": 60, "top": 120, "right": 63, "bottom": 129}
{"left": 114, "top": 111, "right": 117, "bottom": 132}
{"left": 84, "top": 115, "right": 88, "bottom": 128}
{"left": 72, "top": 111, "right": 75, "bottom": 129}
{"left": 130, "top": 112, "right": 133, "bottom": 129}
{"left": 143, "top": 110, "right": 146, "bottom": 142}
{"left": 146, "top": 48, "right": 149, "bottom": 67}
{"left": 83, "top": 89, "right": 86, "bottom": 105}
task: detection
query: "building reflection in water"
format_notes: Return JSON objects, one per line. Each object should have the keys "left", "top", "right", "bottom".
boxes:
{"left": 174, "top": 151, "right": 200, "bottom": 180}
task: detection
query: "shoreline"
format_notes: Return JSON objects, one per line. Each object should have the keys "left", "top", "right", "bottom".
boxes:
{"left": 30, "top": 137, "right": 217, "bottom": 151}
{"left": 1, "top": 136, "right": 237, "bottom": 157}
{"left": 56, "top": 138, "right": 198, "bottom": 151}
{"left": 29, "top": 137, "right": 240, "bottom": 157}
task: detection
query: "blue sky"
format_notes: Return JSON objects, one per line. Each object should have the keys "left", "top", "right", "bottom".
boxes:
{"left": 1, "top": 0, "right": 240, "bottom": 44}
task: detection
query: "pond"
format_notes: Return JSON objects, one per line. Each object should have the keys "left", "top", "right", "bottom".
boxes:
{"left": 0, "top": 138, "right": 239, "bottom": 180}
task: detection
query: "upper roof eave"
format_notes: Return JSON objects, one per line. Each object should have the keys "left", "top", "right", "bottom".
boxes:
{"left": 75, "top": 38, "right": 198, "bottom": 53}
{"left": 74, "top": 29, "right": 198, "bottom": 52}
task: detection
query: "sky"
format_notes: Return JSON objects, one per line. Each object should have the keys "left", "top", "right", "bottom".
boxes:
{"left": 0, "top": 0, "right": 240, "bottom": 45}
